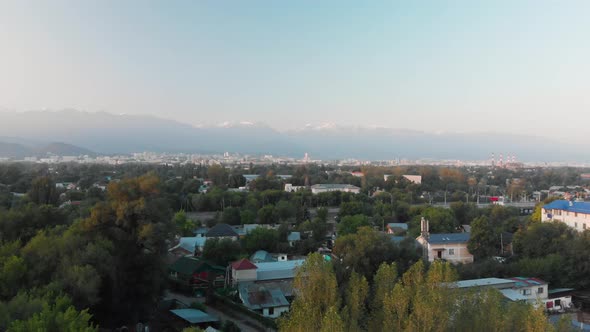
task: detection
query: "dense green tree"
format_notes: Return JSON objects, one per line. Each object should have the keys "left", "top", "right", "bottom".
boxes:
{"left": 468, "top": 216, "right": 498, "bottom": 259}
{"left": 221, "top": 207, "right": 241, "bottom": 225}
{"left": 513, "top": 221, "right": 573, "bottom": 258}
{"left": 202, "top": 238, "right": 241, "bottom": 266}
{"left": 28, "top": 176, "right": 58, "bottom": 206}
{"left": 239, "top": 209, "right": 257, "bottom": 224}
{"left": 273, "top": 200, "right": 296, "bottom": 222}
{"left": 333, "top": 227, "right": 418, "bottom": 282}
{"left": 279, "top": 253, "right": 339, "bottom": 332}
{"left": 337, "top": 215, "right": 370, "bottom": 236}
{"left": 342, "top": 271, "right": 369, "bottom": 331}
{"left": 78, "top": 174, "right": 174, "bottom": 325}
{"left": 173, "top": 210, "right": 198, "bottom": 236}
{"left": 8, "top": 295, "right": 96, "bottom": 332}
{"left": 242, "top": 228, "right": 279, "bottom": 253}
{"left": 257, "top": 205, "right": 275, "bottom": 224}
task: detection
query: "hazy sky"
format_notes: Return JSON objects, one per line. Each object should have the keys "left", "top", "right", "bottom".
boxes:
{"left": 1, "top": 1, "right": 589, "bottom": 136}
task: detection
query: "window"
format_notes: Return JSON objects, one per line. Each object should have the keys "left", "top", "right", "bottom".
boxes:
{"left": 522, "top": 289, "right": 532, "bottom": 295}
{"left": 555, "top": 299, "right": 561, "bottom": 307}
{"left": 268, "top": 307, "right": 274, "bottom": 316}
{"left": 448, "top": 249, "right": 455, "bottom": 256}
{"left": 584, "top": 224, "right": 587, "bottom": 230}
{"left": 575, "top": 222, "right": 578, "bottom": 228}
{"left": 575, "top": 212, "right": 579, "bottom": 217}
{"left": 538, "top": 287, "right": 544, "bottom": 294}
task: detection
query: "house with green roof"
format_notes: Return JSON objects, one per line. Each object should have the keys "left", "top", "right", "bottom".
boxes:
{"left": 168, "top": 256, "right": 226, "bottom": 290}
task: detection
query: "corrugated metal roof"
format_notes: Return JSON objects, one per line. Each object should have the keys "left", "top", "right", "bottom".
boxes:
{"left": 543, "top": 200, "right": 590, "bottom": 214}
{"left": 250, "top": 250, "right": 275, "bottom": 263}
{"left": 238, "top": 283, "right": 290, "bottom": 310}
{"left": 170, "top": 309, "right": 219, "bottom": 324}
{"left": 169, "top": 237, "right": 207, "bottom": 254}
{"left": 500, "top": 289, "right": 530, "bottom": 301}
{"left": 255, "top": 259, "right": 305, "bottom": 281}
{"left": 509, "top": 277, "right": 547, "bottom": 287}
{"left": 427, "top": 233, "right": 470, "bottom": 244}
{"left": 455, "top": 278, "right": 516, "bottom": 289}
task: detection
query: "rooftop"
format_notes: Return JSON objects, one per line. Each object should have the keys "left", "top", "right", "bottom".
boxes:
{"left": 168, "top": 237, "right": 207, "bottom": 254}
{"left": 238, "top": 283, "right": 290, "bottom": 310}
{"left": 455, "top": 278, "right": 516, "bottom": 289}
{"left": 426, "top": 233, "right": 470, "bottom": 244}
{"left": 255, "top": 259, "right": 305, "bottom": 281}
{"left": 287, "top": 232, "right": 301, "bottom": 241}
{"left": 206, "top": 223, "right": 239, "bottom": 238}
{"left": 232, "top": 258, "right": 258, "bottom": 271}
{"left": 169, "top": 257, "right": 224, "bottom": 275}
{"left": 387, "top": 223, "right": 409, "bottom": 230}
{"left": 170, "top": 309, "right": 219, "bottom": 324}
{"left": 543, "top": 200, "right": 590, "bottom": 214}
{"left": 508, "top": 277, "right": 547, "bottom": 287}
{"left": 311, "top": 184, "right": 360, "bottom": 190}
{"left": 250, "top": 250, "right": 275, "bottom": 263}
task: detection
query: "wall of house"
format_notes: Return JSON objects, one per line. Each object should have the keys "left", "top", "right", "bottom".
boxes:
{"left": 262, "top": 306, "right": 290, "bottom": 318}
{"left": 517, "top": 284, "right": 549, "bottom": 301}
{"left": 542, "top": 208, "right": 590, "bottom": 231}
{"left": 427, "top": 243, "right": 473, "bottom": 264}
{"left": 232, "top": 269, "right": 257, "bottom": 284}
{"left": 544, "top": 296, "right": 573, "bottom": 312}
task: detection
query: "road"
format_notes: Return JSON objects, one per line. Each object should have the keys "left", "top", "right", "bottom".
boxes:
{"left": 164, "top": 291, "right": 275, "bottom": 332}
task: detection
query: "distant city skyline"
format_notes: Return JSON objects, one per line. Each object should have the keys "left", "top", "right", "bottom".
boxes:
{"left": 1, "top": 1, "right": 590, "bottom": 139}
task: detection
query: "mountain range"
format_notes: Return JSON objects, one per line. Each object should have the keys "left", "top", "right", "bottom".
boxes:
{"left": 0, "top": 110, "right": 582, "bottom": 162}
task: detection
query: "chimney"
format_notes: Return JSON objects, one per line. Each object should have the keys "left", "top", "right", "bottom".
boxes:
{"left": 420, "top": 217, "right": 429, "bottom": 239}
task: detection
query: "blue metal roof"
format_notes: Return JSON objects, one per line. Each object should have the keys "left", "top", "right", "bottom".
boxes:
{"left": 170, "top": 309, "right": 219, "bottom": 324}
{"left": 427, "top": 233, "right": 470, "bottom": 244}
{"left": 287, "top": 232, "right": 301, "bottom": 241}
{"left": 255, "top": 259, "right": 305, "bottom": 281}
{"left": 250, "top": 250, "right": 275, "bottom": 263}
{"left": 543, "top": 200, "right": 590, "bottom": 214}
{"left": 387, "top": 223, "right": 408, "bottom": 230}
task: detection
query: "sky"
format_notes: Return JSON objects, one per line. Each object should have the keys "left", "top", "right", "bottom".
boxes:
{"left": 1, "top": 1, "right": 589, "bottom": 138}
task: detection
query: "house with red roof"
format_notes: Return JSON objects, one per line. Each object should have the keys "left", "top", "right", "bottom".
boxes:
{"left": 231, "top": 258, "right": 257, "bottom": 286}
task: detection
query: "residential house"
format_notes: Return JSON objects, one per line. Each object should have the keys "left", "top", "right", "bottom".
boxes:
{"left": 386, "top": 223, "right": 408, "bottom": 235}
{"left": 383, "top": 174, "right": 422, "bottom": 185}
{"left": 231, "top": 259, "right": 258, "bottom": 285}
{"left": 168, "top": 257, "right": 226, "bottom": 290}
{"left": 238, "top": 283, "right": 290, "bottom": 318}
{"left": 255, "top": 259, "right": 305, "bottom": 282}
{"left": 169, "top": 309, "right": 219, "bottom": 329}
{"left": 454, "top": 277, "right": 572, "bottom": 311}
{"left": 542, "top": 200, "right": 590, "bottom": 231}
{"left": 205, "top": 223, "right": 239, "bottom": 241}
{"left": 230, "top": 258, "right": 305, "bottom": 285}
{"left": 402, "top": 175, "right": 422, "bottom": 184}
{"left": 284, "top": 184, "right": 306, "bottom": 193}
{"left": 310, "top": 184, "right": 360, "bottom": 194}
{"left": 168, "top": 237, "right": 207, "bottom": 257}
{"left": 416, "top": 218, "right": 474, "bottom": 264}
{"left": 250, "top": 250, "right": 275, "bottom": 263}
